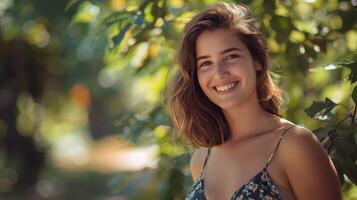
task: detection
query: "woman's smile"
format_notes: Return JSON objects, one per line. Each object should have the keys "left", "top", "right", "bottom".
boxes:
{"left": 213, "top": 81, "right": 239, "bottom": 95}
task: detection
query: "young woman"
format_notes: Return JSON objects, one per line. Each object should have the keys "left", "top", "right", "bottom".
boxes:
{"left": 167, "top": 2, "right": 342, "bottom": 200}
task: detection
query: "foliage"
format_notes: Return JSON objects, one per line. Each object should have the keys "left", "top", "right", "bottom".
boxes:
{"left": 0, "top": 0, "right": 356, "bottom": 199}
{"left": 304, "top": 60, "right": 357, "bottom": 187}
{"left": 83, "top": 0, "right": 357, "bottom": 198}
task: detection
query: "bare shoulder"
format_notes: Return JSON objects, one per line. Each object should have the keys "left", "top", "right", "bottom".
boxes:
{"left": 280, "top": 125, "right": 330, "bottom": 162}
{"left": 280, "top": 125, "right": 323, "bottom": 152}
{"left": 190, "top": 147, "right": 209, "bottom": 181}
{"left": 279, "top": 125, "right": 342, "bottom": 200}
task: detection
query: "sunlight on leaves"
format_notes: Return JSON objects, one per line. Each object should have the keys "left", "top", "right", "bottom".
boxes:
{"left": 72, "top": 1, "right": 100, "bottom": 24}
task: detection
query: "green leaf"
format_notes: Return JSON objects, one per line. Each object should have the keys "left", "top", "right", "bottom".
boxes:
{"left": 111, "top": 23, "right": 132, "bottom": 51}
{"left": 313, "top": 125, "right": 336, "bottom": 141}
{"left": 304, "top": 97, "right": 337, "bottom": 119}
{"left": 345, "top": 62, "right": 357, "bottom": 83}
{"left": 352, "top": 85, "right": 357, "bottom": 105}
{"left": 104, "top": 11, "right": 133, "bottom": 27}
{"left": 338, "top": 61, "right": 357, "bottom": 83}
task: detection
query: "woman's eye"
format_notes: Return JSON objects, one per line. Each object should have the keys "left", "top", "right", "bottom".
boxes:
{"left": 199, "top": 61, "right": 211, "bottom": 67}
{"left": 225, "top": 54, "right": 239, "bottom": 61}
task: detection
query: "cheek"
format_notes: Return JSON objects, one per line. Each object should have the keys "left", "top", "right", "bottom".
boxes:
{"left": 230, "top": 60, "right": 254, "bottom": 74}
{"left": 229, "top": 59, "right": 247, "bottom": 67}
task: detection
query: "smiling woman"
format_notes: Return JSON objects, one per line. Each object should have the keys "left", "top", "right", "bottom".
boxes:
{"left": 195, "top": 28, "right": 262, "bottom": 110}
{"left": 167, "top": 2, "right": 342, "bottom": 200}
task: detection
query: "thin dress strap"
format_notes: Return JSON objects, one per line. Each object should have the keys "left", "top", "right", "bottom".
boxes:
{"left": 265, "top": 124, "right": 296, "bottom": 168}
{"left": 199, "top": 148, "right": 211, "bottom": 179}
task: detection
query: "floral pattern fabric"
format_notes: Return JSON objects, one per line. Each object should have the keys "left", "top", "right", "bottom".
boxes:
{"left": 184, "top": 165, "right": 282, "bottom": 200}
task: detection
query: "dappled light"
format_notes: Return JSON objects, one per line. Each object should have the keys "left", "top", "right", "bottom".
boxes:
{"left": 0, "top": 0, "right": 356, "bottom": 199}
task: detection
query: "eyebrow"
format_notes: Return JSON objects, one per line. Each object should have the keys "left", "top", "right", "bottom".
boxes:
{"left": 196, "top": 47, "right": 241, "bottom": 62}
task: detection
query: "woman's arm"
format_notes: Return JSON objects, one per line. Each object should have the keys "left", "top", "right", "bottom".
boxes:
{"left": 280, "top": 126, "right": 342, "bottom": 200}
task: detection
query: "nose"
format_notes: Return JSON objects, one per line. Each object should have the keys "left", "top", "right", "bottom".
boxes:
{"left": 215, "top": 61, "right": 230, "bottom": 79}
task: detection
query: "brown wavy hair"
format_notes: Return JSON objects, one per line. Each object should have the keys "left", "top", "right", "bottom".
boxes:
{"left": 166, "top": 2, "right": 283, "bottom": 148}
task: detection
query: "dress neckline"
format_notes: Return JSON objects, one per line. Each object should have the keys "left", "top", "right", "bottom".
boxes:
{"left": 198, "top": 165, "right": 282, "bottom": 200}
{"left": 194, "top": 124, "right": 296, "bottom": 200}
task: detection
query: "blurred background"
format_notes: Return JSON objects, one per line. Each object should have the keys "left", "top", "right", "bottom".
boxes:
{"left": 0, "top": 0, "right": 356, "bottom": 199}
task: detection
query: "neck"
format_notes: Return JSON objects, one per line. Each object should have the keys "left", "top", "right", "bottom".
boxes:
{"left": 220, "top": 90, "right": 282, "bottom": 147}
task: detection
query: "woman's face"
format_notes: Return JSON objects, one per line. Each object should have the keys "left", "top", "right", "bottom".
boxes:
{"left": 195, "top": 28, "right": 261, "bottom": 109}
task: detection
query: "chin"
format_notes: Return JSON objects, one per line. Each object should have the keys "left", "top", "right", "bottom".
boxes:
{"left": 213, "top": 101, "right": 242, "bottom": 110}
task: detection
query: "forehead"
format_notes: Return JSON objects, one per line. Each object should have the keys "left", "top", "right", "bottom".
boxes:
{"left": 195, "top": 28, "right": 247, "bottom": 56}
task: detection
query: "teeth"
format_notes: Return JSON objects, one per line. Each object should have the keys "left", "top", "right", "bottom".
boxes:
{"left": 215, "top": 82, "right": 238, "bottom": 92}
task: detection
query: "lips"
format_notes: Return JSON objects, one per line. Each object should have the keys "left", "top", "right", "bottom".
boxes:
{"left": 213, "top": 81, "right": 239, "bottom": 95}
